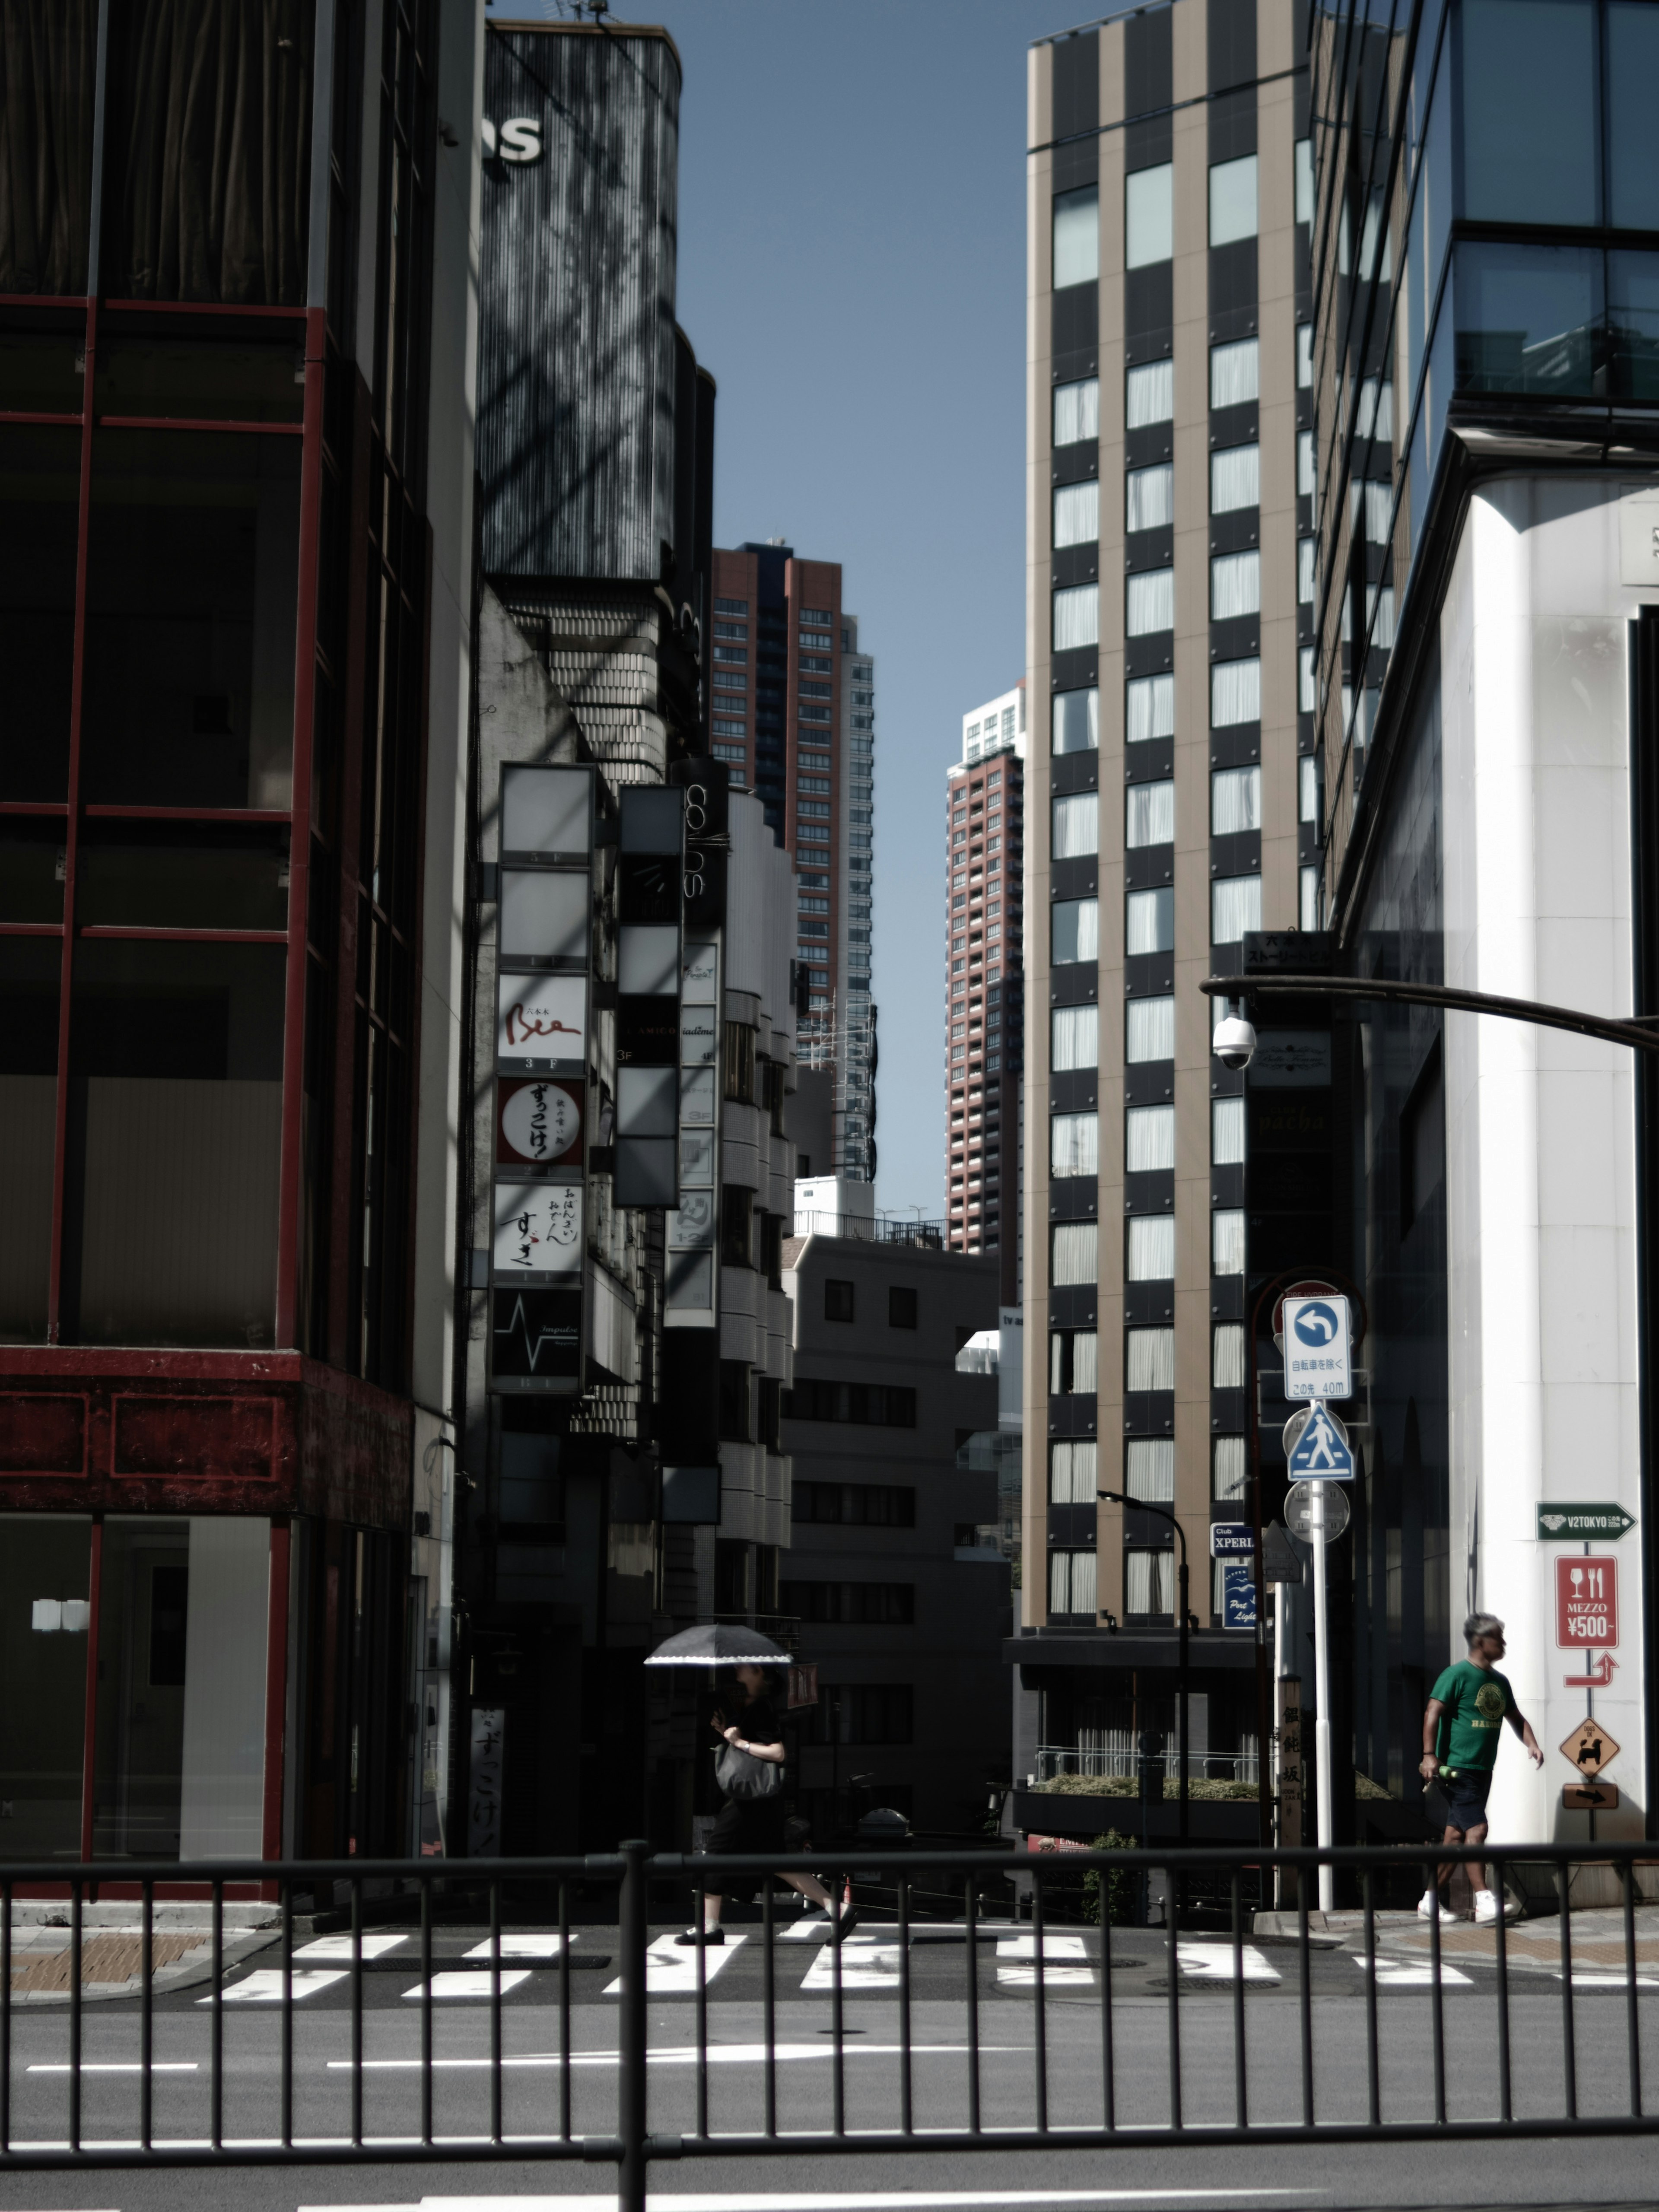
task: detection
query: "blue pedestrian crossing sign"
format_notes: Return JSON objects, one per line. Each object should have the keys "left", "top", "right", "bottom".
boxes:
{"left": 1222, "top": 1563, "right": 1258, "bottom": 1630}
{"left": 1287, "top": 1402, "right": 1354, "bottom": 1481}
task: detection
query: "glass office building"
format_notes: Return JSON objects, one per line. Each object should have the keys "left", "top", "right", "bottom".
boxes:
{"left": 1304, "top": 0, "right": 1658, "bottom": 1842}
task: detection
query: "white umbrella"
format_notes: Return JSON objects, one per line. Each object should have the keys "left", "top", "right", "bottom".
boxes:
{"left": 643, "top": 1622, "right": 795, "bottom": 1667}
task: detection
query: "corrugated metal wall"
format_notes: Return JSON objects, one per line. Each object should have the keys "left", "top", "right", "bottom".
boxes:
{"left": 479, "top": 26, "right": 680, "bottom": 582}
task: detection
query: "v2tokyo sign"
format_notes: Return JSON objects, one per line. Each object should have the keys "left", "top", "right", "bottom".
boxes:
{"left": 1555, "top": 1555, "right": 1618, "bottom": 1648}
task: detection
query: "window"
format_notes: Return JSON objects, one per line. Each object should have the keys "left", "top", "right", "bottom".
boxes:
{"left": 715, "top": 596, "right": 748, "bottom": 615}
{"left": 1052, "top": 686, "right": 1098, "bottom": 754}
{"left": 713, "top": 620, "right": 747, "bottom": 640}
{"left": 1212, "top": 1095, "right": 1246, "bottom": 1167}
{"left": 1051, "top": 1220, "right": 1097, "bottom": 1287}
{"left": 1209, "top": 337, "right": 1259, "bottom": 408}
{"left": 1213, "top": 1434, "right": 1249, "bottom": 1501}
{"left": 809, "top": 1684, "right": 915, "bottom": 1745}
{"left": 1127, "top": 568, "right": 1174, "bottom": 636}
{"left": 1126, "top": 357, "right": 1174, "bottom": 427}
{"left": 1051, "top": 1330, "right": 1098, "bottom": 1393}
{"left": 1127, "top": 1214, "right": 1175, "bottom": 1281}
{"left": 888, "top": 1285, "right": 918, "bottom": 1329}
{"left": 721, "top": 1185, "right": 754, "bottom": 1268}
{"left": 1126, "top": 995, "right": 1174, "bottom": 1062}
{"left": 1297, "top": 536, "right": 1316, "bottom": 604}
{"left": 723, "top": 1020, "right": 756, "bottom": 1103}
{"left": 1401, "top": 1041, "right": 1445, "bottom": 1234}
{"left": 1052, "top": 897, "right": 1099, "bottom": 963}
{"left": 1208, "top": 154, "right": 1258, "bottom": 246}
{"left": 1300, "top": 866, "right": 1321, "bottom": 931}
{"left": 1299, "top": 754, "right": 1320, "bottom": 826}
{"left": 1297, "top": 430, "right": 1315, "bottom": 499}
{"left": 1126, "top": 463, "right": 1173, "bottom": 533}
{"left": 1299, "top": 647, "right": 1316, "bottom": 715}
{"left": 800, "top": 607, "right": 833, "bottom": 627}
{"left": 1050, "top": 1549, "right": 1098, "bottom": 1619}
{"left": 1125, "top": 161, "right": 1173, "bottom": 267}
{"left": 718, "top": 1360, "right": 752, "bottom": 1443}
{"left": 1125, "top": 1104, "right": 1174, "bottom": 1173}
{"left": 1049, "top": 1438, "right": 1097, "bottom": 1504}
{"left": 1053, "top": 477, "right": 1100, "bottom": 550}
{"left": 1126, "top": 887, "right": 1173, "bottom": 957}
{"left": 1210, "top": 550, "right": 1260, "bottom": 620}
{"left": 794, "top": 1482, "right": 916, "bottom": 1528}
{"left": 1126, "top": 1437, "right": 1175, "bottom": 1500}
{"left": 824, "top": 1278, "right": 855, "bottom": 1323}
{"left": 1211, "top": 764, "right": 1261, "bottom": 835}
{"left": 1364, "top": 479, "right": 1392, "bottom": 545}
{"left": 1052, "top": 1003, "right": 1098, "bottom": 1071}
{"left": 1210, "top": 444, "right": 1259, "bottom": 514}
{"left": 1126, "top": 673, "right": 1174, "bottom": 742}
{"left": 1211, "top": 657, "right": 1261, "bottom": 728}
{"left": 1462, "top": 0, "right": 1596, "bottom": 227}
{"left": 1052, "top": 791, "right": 1099, "bottom": 859}
{"left": 1295, "top": 137, "right": 1314, "bottom": 226}
{"left": 1211, "top": 873, "right": 1262, "bottom": 944}
{"left": 1212, "top": 1321, "right": 1246, "bottom": 1388}
{"left": 785, "top": 1378, "right": 918, "bottom": 1427}
{"left": 1368, "top": 585, "right": 1397, "bottom": 650}
{"left": 782, "top": 1581, "right": 916, "bottom": 1626}
{"left": 1125, "top": 1549, "right": 1174, "bottom": 1618}
{"left": 1610, "top": 1, "right": 1659, "bottom": 229}
{"left": 1053, "top": 582, "right": 1099, "bottom": 652}
{"left": 1052, "top": 1112, "right": 1099, "bottom": 1178}
{"left": 1054, "top": 376, "right": 1100, "bottom": 446}
{"left": 1053, "top": 185, "right": 1100, "bottom": 287}
{"left": 1212, "top": 1208, "right": 1246, "bottom": 1275}
{"left": 1126, "top": 779, "right": 1174, "bottom": 848}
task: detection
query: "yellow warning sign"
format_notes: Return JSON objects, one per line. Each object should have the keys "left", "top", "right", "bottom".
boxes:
{"left": 1560, "top": 1718, "right": 1620, "bottom": 1777}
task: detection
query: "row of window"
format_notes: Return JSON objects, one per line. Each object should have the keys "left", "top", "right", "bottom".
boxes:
{"left": 1052, "top": 156, "right": 1264, "bottom": 292}
{"left": 1052, "top": 659, "right": 1318, "bottom": 757}
{"left": 784, "top": 1378, "right": 919, "bottom": 1428}
{"left": 781, "top": 1581, "right": 915, "bottom": 1626}
{"left": 1050, "top": 1436, "right": 1249, "bottom": 1508}
{"left": 1048, "top": 1548, "right": 1251, "bottom": 1623}
{"left": 1054, "top": 552, "right": 1264, "bottom": 652}
{"left": 1050, "top": 1096, "right": 1244, "bottom": 1180}
{"left": 1051, "top": 1212, "right": 1247, "bottom": 1285}
{"left": 1055, "top": 446, "right": 1262, "bottom": 550}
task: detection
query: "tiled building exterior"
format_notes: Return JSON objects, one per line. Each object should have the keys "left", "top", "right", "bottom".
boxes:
{"left": 711, "top": 543, "right": 877, "bottom": 1178}
{"left": 945, "top": 684, "right": 1027, "bottom": 1306}
{"left": 1015, "top": 0, "right": 1312, "bottom": 1787}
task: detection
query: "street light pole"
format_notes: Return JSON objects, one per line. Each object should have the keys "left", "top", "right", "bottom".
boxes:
{"left": 1099, "top": 1490, "right": 1190, "bottom": 1848}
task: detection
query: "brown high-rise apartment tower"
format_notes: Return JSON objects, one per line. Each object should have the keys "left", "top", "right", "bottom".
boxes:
{"left": 1015, "top": 0, "right": 1316, "bottom": 1802}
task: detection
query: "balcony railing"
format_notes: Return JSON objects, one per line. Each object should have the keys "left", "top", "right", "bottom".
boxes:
{"left": 1033, "top": 1743, "right": 1261, "bottom": 1787}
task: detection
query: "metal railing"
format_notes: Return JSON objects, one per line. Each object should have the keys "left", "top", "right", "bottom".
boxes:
{"left": 3, "top": 1839, "right": 1656, "bottom": 2206}
{"left": 1032, "top": 1744, "right": 1261, "bottom": 1784}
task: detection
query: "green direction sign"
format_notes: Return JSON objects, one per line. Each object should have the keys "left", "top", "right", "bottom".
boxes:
{"left": 1536, "top": 1503, "right": 1637, "bottom": 1541}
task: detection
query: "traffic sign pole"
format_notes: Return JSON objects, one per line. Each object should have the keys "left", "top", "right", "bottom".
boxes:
{"left": 1310, "top": 1480, "right": 1333, "bottom": 1911}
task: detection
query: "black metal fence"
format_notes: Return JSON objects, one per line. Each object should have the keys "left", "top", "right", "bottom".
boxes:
{"left": 1, "top": 1840, "right": 1656, "bottom": 2209}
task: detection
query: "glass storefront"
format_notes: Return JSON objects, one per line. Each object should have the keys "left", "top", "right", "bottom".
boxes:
{"left": 0, "top": 1514, "right": 271, "bottom": 1866}
{"left": 0, "top": 1517, "right": 92, "bottom": 1860}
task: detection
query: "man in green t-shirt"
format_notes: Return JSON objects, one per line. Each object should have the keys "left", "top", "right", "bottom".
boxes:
{"left": 1418, "top": 1611, "right": 1543, "bottom": 1924}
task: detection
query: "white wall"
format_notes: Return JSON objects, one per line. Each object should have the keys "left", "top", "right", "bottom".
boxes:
{"left": 1440, "top": 478, "right": 1646, "bottom": 1843}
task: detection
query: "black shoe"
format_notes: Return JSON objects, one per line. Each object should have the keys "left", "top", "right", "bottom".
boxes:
{"left": 673, "top": 1926, "right": 724, "bottom": 1946}
{"left": 833, "top": 1904, "right": 860, "bottom": 1942}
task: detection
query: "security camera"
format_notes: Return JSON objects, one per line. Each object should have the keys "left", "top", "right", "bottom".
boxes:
{"left": 1212, "top": 1010, "right": 1257, "bottom": 1071}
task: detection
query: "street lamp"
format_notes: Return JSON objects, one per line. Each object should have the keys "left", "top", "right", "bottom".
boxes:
{"left": 1097, "top": 1490, "right": 1196, "bottom": 1848}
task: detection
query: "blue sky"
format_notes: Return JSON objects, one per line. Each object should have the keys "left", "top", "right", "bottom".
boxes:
{"left": 516, "top": 0, "right": 1067, "bottom": 1216}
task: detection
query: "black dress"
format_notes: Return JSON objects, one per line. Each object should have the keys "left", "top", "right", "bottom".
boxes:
{"left": 705, "top": 1697, "right": 786, "bottom": 1887}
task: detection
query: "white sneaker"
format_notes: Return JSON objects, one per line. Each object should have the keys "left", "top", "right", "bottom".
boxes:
{"left": 1417, "top": 1891, "right": 1458, "bottom": 1923}
{"left": 1473, "top": 1888, "right": 1519, "bottom": 1925}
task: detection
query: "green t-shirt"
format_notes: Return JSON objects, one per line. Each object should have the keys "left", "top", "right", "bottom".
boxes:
{"left": 1430, "top": 1659, "right": 1513, "bottom": 1774}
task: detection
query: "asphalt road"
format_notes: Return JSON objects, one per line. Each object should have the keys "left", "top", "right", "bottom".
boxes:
{"left": 3, "top": 1915, "right": 1659, "bottom": 2212}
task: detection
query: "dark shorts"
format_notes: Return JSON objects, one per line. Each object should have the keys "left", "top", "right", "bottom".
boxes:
{"left": 702, "top": 1792, "right": 787, "bottom": 1897}
{"left": 1440, "top": 1769, "right": 1493, "bottom": 1832}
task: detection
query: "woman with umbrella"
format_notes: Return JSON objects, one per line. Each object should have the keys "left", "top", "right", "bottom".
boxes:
{"left": 645, "top": 1625, "right": 857, "bottom": 1945}
{"left": 675, "top": 1660, "right": 858, "bottom": 1945}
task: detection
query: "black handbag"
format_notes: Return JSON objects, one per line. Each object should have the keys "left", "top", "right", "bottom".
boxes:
{"left": 715, "top": 1742, "right": 783, "bottom": 1801}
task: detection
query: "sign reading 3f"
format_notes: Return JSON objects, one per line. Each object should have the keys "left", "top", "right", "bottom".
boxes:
{"left": 1283, "top": 1294, "right": 1353, "bottom": 1404}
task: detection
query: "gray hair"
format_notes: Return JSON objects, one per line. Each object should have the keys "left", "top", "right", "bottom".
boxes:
{"left": 1464, "top": 1611, "right": 1505, "bottom": 1646}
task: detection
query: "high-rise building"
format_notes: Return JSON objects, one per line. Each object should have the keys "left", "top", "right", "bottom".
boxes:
{"left": 712, "top": 543, "right": 877, "bottom": 1178}
{"left": 1014, "top": 0, "right": 1305, "bottom": 1820}
{"left": 944, "top": 684, "right": 1026, "bottom": 1304}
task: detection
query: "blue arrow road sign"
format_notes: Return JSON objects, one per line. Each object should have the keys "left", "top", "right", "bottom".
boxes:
{"left": 1287, "top": 1402, "right": 1354, "bottom": 1480}
{"left": 1210, "top": 1522, "right": 1255, "bottom": 1559}
{"left": 1222, "top": 1563, "right": 1258, "bottom": 1630}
